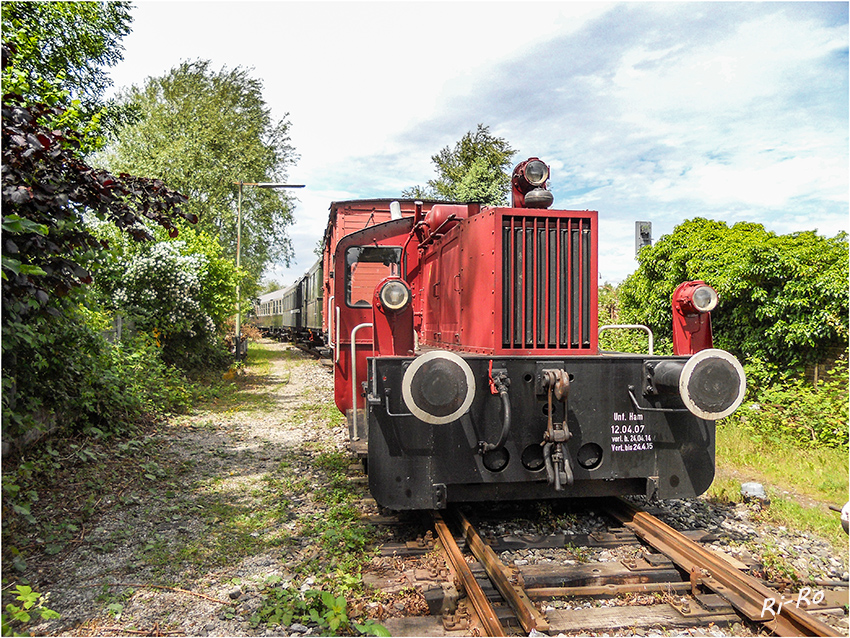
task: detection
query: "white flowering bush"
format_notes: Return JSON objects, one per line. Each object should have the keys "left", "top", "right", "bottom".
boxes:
{"left": 97, "top": 229, "right": 237, "bottom": 371}
{"left": 113, "top": 242, "right": 214, "bottom": 339}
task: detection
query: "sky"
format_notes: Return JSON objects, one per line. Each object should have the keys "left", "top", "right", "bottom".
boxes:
{"left": 106, "top": 1, "right": 849, "bottom": 286}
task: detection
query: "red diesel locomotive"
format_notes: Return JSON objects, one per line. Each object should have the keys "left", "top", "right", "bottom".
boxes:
{"left": 311, "top": 157, "right": 746, "bottom": 510}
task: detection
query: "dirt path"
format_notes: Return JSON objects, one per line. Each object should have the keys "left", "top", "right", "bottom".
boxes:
{"left": 24, "top": 340, "right": 368, "bottom": 637}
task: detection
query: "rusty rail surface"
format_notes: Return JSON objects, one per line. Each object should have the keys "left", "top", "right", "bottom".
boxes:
{"left": 605, "top": 497, "right": 841, "bottom": 637}
{"left": 528, "top": 581, "right": 693, "bottom": 598}
{"left": 431, "top": 511, "right": 506, "bottom": 637}
{"left": 452, "top": 507, "right": 550, "bottom": 634}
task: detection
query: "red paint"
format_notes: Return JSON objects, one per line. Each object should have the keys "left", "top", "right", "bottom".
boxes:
{"left": 327, "top": 201, "right": 432, "bottom": 414}
{"left": 418, "top": 207, "right": 598, "bottom": 355}
{"left": 672, "top": 280, "right": 715, "bottom": 355}
{"left": 320, "top": 162, "right": 601, "bottom": 419}
{"left": 372, "top": 277, "right": 415, "bottom": 357}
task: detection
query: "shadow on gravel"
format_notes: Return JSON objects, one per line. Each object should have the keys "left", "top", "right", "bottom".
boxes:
{"left": 4, "top": 340, "right": 352, "bottom": 636}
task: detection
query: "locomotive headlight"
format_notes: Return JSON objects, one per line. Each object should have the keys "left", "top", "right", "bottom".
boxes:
{"left": 673, "top": 280, "right": 719, "bottom": 316}
{"left": 691, "top": 285, "right": 718, "bottom": 313}
{"left": 379, "top": 279, "right": 411, "bottom": 312}
{"left": 523, "top": 160, "right": 549, "bottom": 186}
{"left": 512, "top": 157, "right": 553, "bottom": 209}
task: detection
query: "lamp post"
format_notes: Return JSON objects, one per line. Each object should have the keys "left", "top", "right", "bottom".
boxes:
{"left": 233, "top": 181, "right": 304, "bottom": 358}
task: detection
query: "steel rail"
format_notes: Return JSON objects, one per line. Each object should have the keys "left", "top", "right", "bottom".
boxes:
{"left": 527, "top": 581, "right": 693, "bottom": 598}
{"left": 451, "top": 507, "right": 550, "bottom": 634}
{"left": 431, "top": 511, "right": 506, "bottom": 637}
{"left": 605, "top": 497, "right": 841, "bottom": 637}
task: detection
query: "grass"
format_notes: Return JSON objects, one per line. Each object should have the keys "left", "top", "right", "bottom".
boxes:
{"left": 293, "top": 402, "right": 346, "bottom": 430}
{"left": 714, "top": 421, "right": 848, "bottom": 505}
{"left": 243, "top": 344, "right": 276, "bottom": 376}
{"left": 710, "top": 421, "right": 849, "bottom": 555}
{"left": 94, "top": 450, "right": 363, "bottom": 582}
{"left": 138, "top": 343, "right": 375, "bottom": 584}
{"left": 189, "top": 341, "right": 308, "bottom": 414}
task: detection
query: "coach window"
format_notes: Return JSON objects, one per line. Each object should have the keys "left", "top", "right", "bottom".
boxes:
{"left": 346, "top": 246, "right": 402, "bottom": 307}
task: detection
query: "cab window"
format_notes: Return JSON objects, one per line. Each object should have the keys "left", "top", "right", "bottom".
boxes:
{"left": 346, "top": 246, "right": 402, "bottom": 307}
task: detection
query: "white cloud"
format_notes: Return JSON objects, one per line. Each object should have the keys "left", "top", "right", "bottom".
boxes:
{"left": 110, "top": 2, "right": 848, "bottom": 286}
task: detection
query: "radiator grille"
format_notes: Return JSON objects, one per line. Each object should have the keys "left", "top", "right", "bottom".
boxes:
{"left": 502, "top": 216, "right": 592, "bottom": 350}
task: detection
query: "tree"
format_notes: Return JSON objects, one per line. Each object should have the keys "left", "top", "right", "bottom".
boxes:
{"left": 97, "top": 61, "right": 298, "bottom": 296}
{"left": 1, "top": 6, "right": 188, "bottom": 324}
{"left": 1, "top": 16, "right": 191, "bottom": 440}
{"left": 1, "top": 1, "right": 134, "bottom": 138}
{"left": 260, "top": 280, "right": 282, "bottom": 295}
{"left": 618, "top": 218, "right": 849, "bottom": 374}
{"left": 1, "top": 97, "right": 191, "bottom": 327}
{"left": 403, "top": 124, "right": 516, "bottom": 205}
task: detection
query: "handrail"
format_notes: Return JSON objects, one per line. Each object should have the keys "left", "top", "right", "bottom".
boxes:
{"left": 350, "top": 322, "right": 373, "bottom": 441}
{"left": 598, "top": 324, "right": 654, "bottom": 355}
{"left": 334, "top": 305, "right": 341, "bottom": 363}
{"left": 327, "top": 295, "right": 335, "bottom": 348}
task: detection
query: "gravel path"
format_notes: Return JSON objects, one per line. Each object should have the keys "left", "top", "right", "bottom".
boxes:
{"left": 24, "top": 340, "right": 360, "bottom": 637}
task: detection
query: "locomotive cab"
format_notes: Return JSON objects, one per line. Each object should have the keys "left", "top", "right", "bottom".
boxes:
{"left": 326, "top": 160, "right": 745, "bottom": 511}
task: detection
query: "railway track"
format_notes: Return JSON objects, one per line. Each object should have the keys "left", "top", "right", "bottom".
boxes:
{"left": 361, "top": 490, "right": 848, "bottom": 636}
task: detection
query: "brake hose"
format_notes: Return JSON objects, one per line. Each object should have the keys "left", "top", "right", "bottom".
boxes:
{"left": 479, "top": 375, "right": 511, "bottom": 454}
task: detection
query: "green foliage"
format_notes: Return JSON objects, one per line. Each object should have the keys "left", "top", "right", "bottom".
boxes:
{"left": 1, "top": 1, "right": 131, "bottom": 108}
{"left": 597, "top": 282, "right": 653, "bottom": 353}
{"left": 1, "top": 585, "right": 60, "bottom": 636}
{"left": 284, "top": 449, "right": 376, "bottom": 584}
{"left": 752, "top": 493, "right": 848, "bottom": 558}
{"left": 1, "top": 1, "right": 133, "bottom": 142}
{"left": 96, "top": 60, "right": 298, "bottom": 297}
{"left": 176, "top": 227, "right": 240, "bottom": 330}
{"left": 619, "top": 218, "right": 849, "bottom": 371}
{"left": 300, "top": 502, "right": 372, "bottom": 569}
{"left": 260, "top": 279, "right": 283, "bottom": 295}
{"left": 403, "top": 123, "right": 517, "bottom": 205}
{"left": 715, "top": 407, "right": 849, "bottom": 506}
{"left": 93, "top": 228, "right": 236, "bottom": 372}
{"left": 603, "top": 270, "right": 848, "bottom": 451}
{"left": 251, "top": 585, "right": 387, "bottom": 636}
{"left": 2, "top": 304, "right": 196, "bottom": 441}
{"left": 755, "top": 539, "right": 801, "bottom": 583}
{"left": 728, "top": 353, "right": 848, "bottom": 449}
{"left": 354, "top": 619, "right": 393, "bottom": 637}
{"left": 2, "top": 98, "right": 191, "bottom": 326}
{"left": 105, "top": 334, "right": 197, "bottom": 416}
{"left": 251, "top": 586, "right": 336, "bottom": 631}
{"left": 2, "top": 14, "right": 192, "bottom": 444}
{"left": 301, "top": 453, "right": 372, "bottom": 562}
